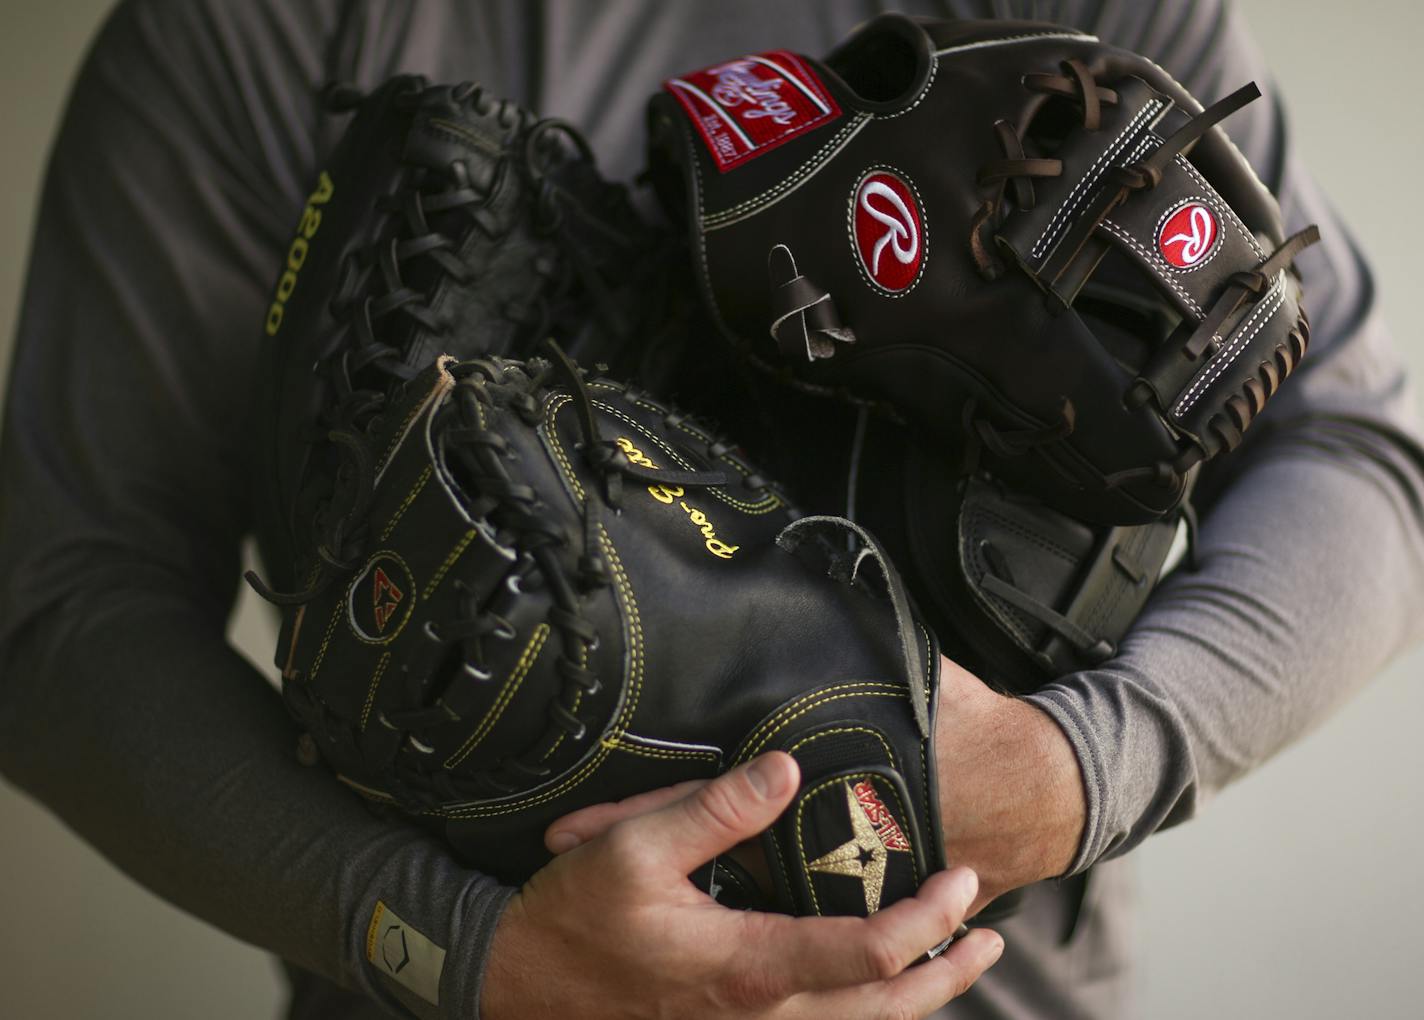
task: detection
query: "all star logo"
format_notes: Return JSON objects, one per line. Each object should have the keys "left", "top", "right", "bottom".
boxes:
{"left": 348, "top": 553, "right": 415, "bottom": 643}
{"left": 371, "top": 566, "right": 405, "bottom": 634}
{"left": 1157, "top": 200, "right": 1220, "bottom": 269}
{"left": 806, "top": 780, "right": 911, "bottom": 914}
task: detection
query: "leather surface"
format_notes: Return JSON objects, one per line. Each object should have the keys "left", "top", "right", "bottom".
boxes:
{"left": 280, "top": 359, "right": 945, "bottom": 921}
{"left": 648, "top": 13, "right": 1313, "bottom": 526}
{"left": 254, "top": 76, "right": 660, "bottom": 595}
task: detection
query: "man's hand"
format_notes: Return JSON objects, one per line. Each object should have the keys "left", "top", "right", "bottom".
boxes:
{"left": 935, "top": 657, "right": 1089, "bottom": 915}
{"left": 481, "top": 752, "right": 1004, "bottom": 1019}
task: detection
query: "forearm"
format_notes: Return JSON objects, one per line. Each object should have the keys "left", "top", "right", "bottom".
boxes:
{"left": 0, "top": 592, "right": 513, "bottom": 1019}
{"left": 1030, "top": 415, "right": 1424, "bottom": 872}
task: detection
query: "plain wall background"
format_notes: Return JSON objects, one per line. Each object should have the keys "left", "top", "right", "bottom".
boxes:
{"left": 0, "top": 2, "right": 1419, "bottom": 1017}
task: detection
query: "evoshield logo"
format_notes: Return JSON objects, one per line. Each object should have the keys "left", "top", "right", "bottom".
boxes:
{"left": 1158, "top": 200, "right": 1219, "bottom": 269}
{"left": 851, "top": 169, "right": 925, "bottom": 294}
{"left": 348, "top": 552, "right": 415, "bottom": 643}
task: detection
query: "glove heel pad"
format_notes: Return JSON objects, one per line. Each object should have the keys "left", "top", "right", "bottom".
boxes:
{"left": 759, "top": 719, "right": 939, "bottom": 918}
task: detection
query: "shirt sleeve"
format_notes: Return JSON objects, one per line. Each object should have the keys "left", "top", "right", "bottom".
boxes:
{"left": 0, "top": 2, "right": 513, "bottom": 1016}
{"left": 1023, "top": 0, "right": 1424, "bottom": 872}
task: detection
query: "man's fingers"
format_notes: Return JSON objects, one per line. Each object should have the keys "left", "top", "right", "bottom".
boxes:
{"left": 603, "top": 752, "right": 800, "bottom": 877}
{"left": 802, "top": 927, "right": 1005, "bottom": 1020}
{"left": 729, "top": 867, "right": 981, "bottom": 998}
{"left": 544, "top": 780, "right": 708, "bottom": 853}
{"left": 858, "top": 867, "right": 980, "bottom": 972}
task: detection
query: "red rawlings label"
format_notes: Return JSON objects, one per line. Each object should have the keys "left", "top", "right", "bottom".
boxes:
{"left": 1158, "top": 200, "right": 1220, "bottom": 269}
{"left": 852, "top": 169, "right": 925, "bottom": 293}
{"left": 664, "top": 51, "right": 841, "bottom": 173}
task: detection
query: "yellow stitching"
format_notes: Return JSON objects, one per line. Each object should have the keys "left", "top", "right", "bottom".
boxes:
{"left": 422, "top": 529, "right": 477, "bottom": 600}
{"left": 440, "top": 523, "right": 642, "bottom": 818}
{"left": 543, "top": 641, "right": 587, "bottom": 760}
{"left": 444, "top": 624, "right": 550, "bottom": 769}
{"left": 605, "top": 740, "right": 720, "bottom": 763}
{"left": 307, "top": 602, "right": 345, "bottom": 684}
{"left": 381, "top": 465, "right": 432, "bottom": 540}
{"left": 600, "top": 525, "right": 644, "bottom": 722}
{"left": 360, "top": 653, "right": 392, "bottom": 730}
{"left": 378, "top": 387, "right": 435, "bottom": 474}
{"left": 595, "top": 403, "right": 781, "bottom": 515}
{"left": 540, "top": 394, "right": 586, "bottom": 504}
{"left": 795, "top": 773, "right": 921, "bottom": 915}
{"left": 733, "top": 683, "right": 907, "bottom": 763}
{"left": 787, "top": 727, "right": 897, "bottom": 771}
{"left": 442, "top": 742, "right": 613, "bottom": 818}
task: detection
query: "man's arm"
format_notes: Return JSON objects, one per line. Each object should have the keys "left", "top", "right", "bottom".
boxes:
{"left": 901, "top": 0, "right": 1424, "bottom": 888}
{"left": 0, "top": 4, "right": 1001, "bottom": 1018}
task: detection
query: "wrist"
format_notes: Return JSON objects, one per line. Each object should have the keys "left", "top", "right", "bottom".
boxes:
{"left": 933, "top": 658, "right": 1087, "bottom": 902}
{"left": 479, "top": 894, "right": 532, "bottom": 1020}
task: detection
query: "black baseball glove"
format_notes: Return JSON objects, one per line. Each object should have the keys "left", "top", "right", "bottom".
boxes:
{"left": 646, "top": 13, "right": 1318, "bottom": 527}
{"left": 254, "top": 350, "right": 951, "bottom": 925}
{"left": 252, "top": 74, "right": 672, "bottom": 597}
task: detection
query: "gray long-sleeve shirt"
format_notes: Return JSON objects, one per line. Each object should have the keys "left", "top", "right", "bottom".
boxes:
{"left": 2, "top": 2, "right": 1421, "bottom": 1018}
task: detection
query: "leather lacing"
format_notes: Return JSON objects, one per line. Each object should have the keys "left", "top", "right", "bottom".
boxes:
{"left": 970, "top": 59, "right": 1119, "bottom": 280}
{"left": 259, "top": 350, "right": 782, "bottom": 807}
{"left": 248, "top": 80, "right": 644, "bottom": 604}
{"left": 318, "top": 81, "right": 639, "bottom": 424}
{"left": 968, "top": 64, "right": 1321, "bottom": 486}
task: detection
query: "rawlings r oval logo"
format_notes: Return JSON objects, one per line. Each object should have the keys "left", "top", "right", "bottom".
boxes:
{"left": 851, "top": 168, "right": 925, "bottom": 294}
{"left": 1158, "top": 201, "right": 1219, "bottom": 269}
{"left": 348, "top": 552, "right": 416, "bottom": 643}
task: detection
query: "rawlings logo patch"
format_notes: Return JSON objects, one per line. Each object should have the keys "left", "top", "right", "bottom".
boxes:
{"left": 1158, "top": 200, "right": 1219, "bottom": 269}
{"left": 851, "top": 168, "right": 926, "bottom": 294}
{"left": 348, "top": 552, "right": 415, "bottom": 643}
{"left": 665, "top": 51, "right": 840, "bottom": 172}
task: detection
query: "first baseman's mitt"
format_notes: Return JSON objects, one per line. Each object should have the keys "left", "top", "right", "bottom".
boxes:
{"left": 647, "top": 14, "right": 1319, "bottom": 525}
{"left": 257, "top": 350, "right": 950, "bottom": 924}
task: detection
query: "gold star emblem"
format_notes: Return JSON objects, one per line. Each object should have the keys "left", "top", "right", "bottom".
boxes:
{"left": 806, "top": 781, "right": 910, "bottom": 914}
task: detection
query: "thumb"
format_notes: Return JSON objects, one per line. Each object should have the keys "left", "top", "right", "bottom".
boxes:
{"left": 618, "top": 752, "right": 800, "bottom": 878}
{"left": 545, "top": 779, "right": 709, "bottom": 853}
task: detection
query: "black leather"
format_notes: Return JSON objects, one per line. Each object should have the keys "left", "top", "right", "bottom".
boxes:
{"left": 253, "top": 75, "right": 662, "bottom": 596}
{"left": 647, "top": 13, "right": 1315, "bottom": 526}
{"left": 278, "top": 358, "right": 946, "bottom": 922}
{"left": 852, "top": 418, "right": 1182, "bottom": 693}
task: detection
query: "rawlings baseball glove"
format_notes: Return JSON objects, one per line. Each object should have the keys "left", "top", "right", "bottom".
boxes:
{"left": 253, "top": 75, "right": 672, "bottom": 596}
{"left": 646, "top": 13, "right": 1319, "bottom": 526}
{"left": 255, "top": 350, "right": 949, "bottom": 923}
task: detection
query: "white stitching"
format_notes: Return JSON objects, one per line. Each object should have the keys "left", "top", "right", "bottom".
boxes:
{"left": 1171, "top": 151, "right": 1265, "bottom": 259}
{"left": 1030, "top": 100, "right": 1164, "bottom": 260}
{"left": 1149, "top": 194, "right": 1226, "bottom": 275}
{"left": 1099, "top": 219, "right": 1205, "bottom": 317}
{"left": 703, "top": 113, "right": 872, "bottom": 229}
{"left": 932, "top": 31, "right": 1096, "bottom": 57}
{"left": 1174, "top": 272, "right": 1285, "bottom": 416}
{"left": 845, "top": 165, "right": 929, "bottom": 298}
{"left": 877, "top": 53, "right": 938, "bottom": 119}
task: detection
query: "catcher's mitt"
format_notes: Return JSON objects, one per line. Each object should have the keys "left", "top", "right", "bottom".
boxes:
{"left": 257, "top": 351, "right": 949, "bottom": 924}
{"left": 253, "top": 75, "right": 668, "bottom": 596}
{"left": 646, "top": 14, "right": 1319, "bottom": 526}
